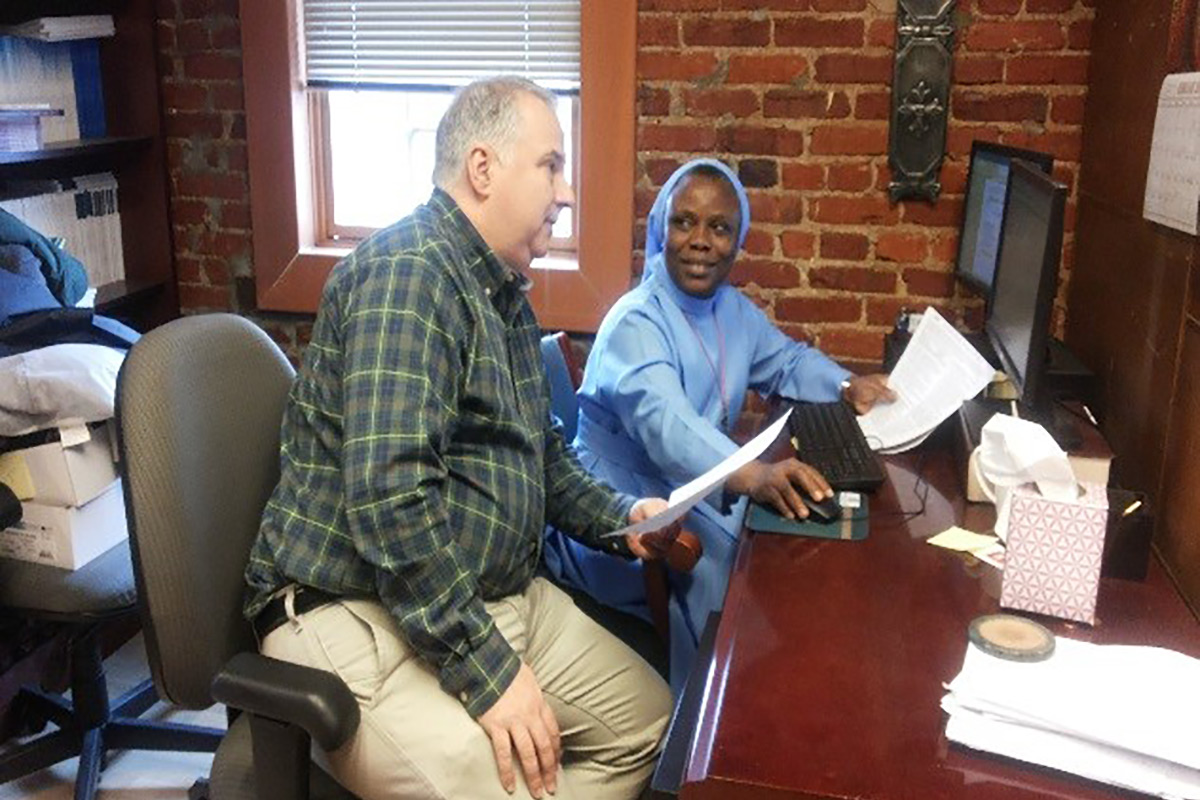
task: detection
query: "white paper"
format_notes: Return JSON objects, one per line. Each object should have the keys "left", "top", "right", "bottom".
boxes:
{"left": 603, "top": 409, "right": 792, "bottom": 538}
{"left": 944, "top": 638, "right": 1200, "bottom": 774}
{"left": 1144, "top": 72, "right": 1200, "bottom": 236}
{"left": 857, "top": 309, "right": 994, "bottom": 452}
{"left": 58, "top": 424, "right": 91, "bottom": 449}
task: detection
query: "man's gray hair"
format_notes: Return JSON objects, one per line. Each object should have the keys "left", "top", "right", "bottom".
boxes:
{"left": 433, "top": 76, "right": 558, "bottom": 189}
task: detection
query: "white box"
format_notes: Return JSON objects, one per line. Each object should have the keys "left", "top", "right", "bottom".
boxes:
{"left": 0, "top": 422, "right": 118, "bottom": 507}
{"left": 0, "top": 479, "right": 126, "bottom": 570}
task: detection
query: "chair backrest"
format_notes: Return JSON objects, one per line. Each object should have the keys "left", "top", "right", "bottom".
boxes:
{"left": 116, "top": 314, "right": 295, "bottom": 709}
{"left": 539, "top": 331, "right": 582, "bottom": 443}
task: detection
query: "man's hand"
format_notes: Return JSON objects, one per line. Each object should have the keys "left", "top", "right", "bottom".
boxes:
{"left": 843, "top": 373, "right": 897, "bottom": 415}
{"left": 478, "top": 663, "right": 561, "bottom": 798}
{"left": 624, "top": 497, "right": 680, "bottom": 560}
{"left": 727, "top": 459, "right": 832, "bottom": 520}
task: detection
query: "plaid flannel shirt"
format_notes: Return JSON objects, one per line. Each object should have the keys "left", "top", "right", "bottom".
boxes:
{"left": 245, "top": 189, "right": 634, "bottom": 716}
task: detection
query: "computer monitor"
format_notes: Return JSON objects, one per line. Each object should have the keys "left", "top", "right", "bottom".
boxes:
{"left": 985, "top": 160, "right": 1068, "bottom": 423}
{"left": 955, "top": 141, "right": 1054, "bottom": 302}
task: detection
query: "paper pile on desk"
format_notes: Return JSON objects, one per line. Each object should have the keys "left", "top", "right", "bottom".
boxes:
{"left": 942, "top": 637, "right": 1200, "bottom": 798}
{"left": 857, "top": 309, "right": 994, "bottom": 453}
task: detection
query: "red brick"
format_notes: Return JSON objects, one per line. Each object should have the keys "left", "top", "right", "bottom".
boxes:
{"left": 901, "top": 197, "right": 963, "bottom": 228}
{"left": 219, "top": 201, "right": 252, "bottom": 229}
{"left": 1005, "top": 54, "right": 1089, "bottom": 85}
{"left": 175, "top": 256, "right": 205, "bottom": 283}
{"left": 638, "top": 123, "right": 719, "bottom": 152}
{"left": 179, "top": 0, "right": 239, "bottom": 16}
{"left": 778, "top": 322, "right": 816, "bottom": 344}
{"left": 956, "top": 56, "right": 1005, "bottom": 85}
{"left": 810, "top": 0, "right": 866, "bottom": 9}
{"left": 866, "top": 297, "right": 950, "bottom": 326}
{"left": 1051, "top": 94, "right": 1087, "bottom": 125}
{"left": 813, "top": 54, "right": 892, "bottom": 84}
{"left": 727, "top": 54, "right": 809, "bottom": 84}
{"left": 183, "top": 52, "right": 242, "bottom": 80}
{"left": 775, "top": 17, "right": 864, "bottom": 48}
{"left": 684, "top": 88, "right": 760, "bottom": 118}
{"left": 781, "top": 162, "right": 825, "bottom": 190}
{"left": 175, "top": 19, "right": 210, "bottom": 51}
{"left": 816, "top": 328, "right": 883, "bottom": 362}
{"left": 175, "top": 172, "right": 247, "bottom": 200}
{"left": 164, "top": 110, "right": 224, "bottom": 138}
{"left": 637, "top": 51, "right": 719, "bottom": 81}
{"left": 947, "top": 125, "right": 1002, "bottom": 156}
{"left": 1067, "top": 20, "right": 1092, "bottom": 50}
{"left": 1026, "top": 0, "right": 1076, "bottom": 11}
{"left": 210, "top": 83, "right": 245, "bottom": 111}
{"left": 635, "top": 187, "right": 658, "bottom": 218}
{"left": 730, "top": 259, "right": 801, "bottom": 288}
{"left": 642, "top": 157, "right": 682, "bottom": 185}
{"left": 638, "top": 86, "right": 672, "bottom": 117}
{"left": 197, "top": 230, "right": 252, "bottom": 259}
{"left": 776, "top": 295, "right": 862, "bottom": 323}
{"left": 781, "top": 231, "right": 816, "bottom": 258}
{"left": 820, "top": 232, "right": 869, "bottom": 260}
{"left": 855, "top": 91, "right": 890, "bottom": 120}
{"left": 683, "top": 17, "right": 770, "bottom": 47}
{"left": 156, "top": 19, "right": 177, "bottom": 49}
{"left": 965, "top": 21, "right": 1066, "bottom": 52}
{"left": 810, "top": 195, "right": 900, "bottom": 225}
{"left": 748, "top": 192, "right": 804, "bottom": 224}
{"left": 763, "top": 89, "right": 849, "bottom": 119}
{"left": 211, "top": 22, "right": 241, "bottom": 50}
{"left": 930, "top": 232, "right": 960, "bottom": 263}
{"left": 178, "top": 283, "right": 233, "bottom": 310}
{"left": 903, "top": 268, "right": 956, "bottom": 297}
{"left": 742, "top": 227, "right": 776, "bottom": 256}
{"left": 875, "top": 231, "right": 928, "bottom": 262}
{"left": 171, "top": 198, "right": 209, "bottom": 225}
{"left": 866, "top": 19, "right": 894, "bottom": 48}
{"left": 953, "top": 91, "right": 1048, "bottom": 123}
{"left": 641, "top": 0, "right": 719, "bottom": 9}
{"left": 976, "top": 0, "right": 1022, "bottom": 13}
{"left": 738, "top": 158, "right": 778, "bottom": 188}
{"left": 811, "top": 124, "right": 887, "bottom": 155}
{"left": 939, "top": 162, "right": 968, "bottom": 196}
{"left": 639, "top": 15, "right": 680, "bottom": 47}
{"left": 721, "top": 0, "right": 810, "bottom": 8}
{"left": 827, "top": 162, "right": 873, "bottom": 191}
{"left": 999, "top": 129, "right": 1082, "bottom": 162}
{"left": 201, "top": 259, "right": 232, "bottom": 286}
{"left": 719, "top": 125, "right": 804, "bottom": 156}
{"left": 810, "top": 266, "right": 896, "bottom": 294}
{"left": 162, "top": 81, "right": 207, "bottom": 111}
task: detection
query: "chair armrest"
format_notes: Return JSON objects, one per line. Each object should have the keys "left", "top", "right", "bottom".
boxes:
{"left": 211, "top": 652, "right": 360, "bottom": 751}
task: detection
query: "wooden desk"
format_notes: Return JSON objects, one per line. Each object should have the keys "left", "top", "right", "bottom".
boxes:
{"left": 657, "top": 439, "right": 1200, "bottom": 800}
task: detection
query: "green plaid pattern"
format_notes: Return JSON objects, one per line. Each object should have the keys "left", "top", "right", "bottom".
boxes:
{"left": 245, "top": 190, "right": 634, "bottom": 716}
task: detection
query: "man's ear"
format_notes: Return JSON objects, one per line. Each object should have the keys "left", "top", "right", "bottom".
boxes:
{"left": 464, "top": 144, "right": 495, "bottom": 198}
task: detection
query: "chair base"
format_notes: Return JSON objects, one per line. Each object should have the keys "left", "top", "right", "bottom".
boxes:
{"left": 0, "top": 625, "right": 224, "bottom": 800}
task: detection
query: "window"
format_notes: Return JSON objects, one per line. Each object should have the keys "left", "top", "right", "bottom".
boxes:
{"left": 241, "top": 0, "right": 634, "bottom": 331}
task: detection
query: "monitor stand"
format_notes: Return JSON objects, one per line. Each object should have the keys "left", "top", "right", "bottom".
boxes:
{"left": 960, "top": 397, "right": 1082, "bottom": 451}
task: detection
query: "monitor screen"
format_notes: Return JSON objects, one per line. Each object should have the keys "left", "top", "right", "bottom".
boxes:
{"left": 955, "top": 142, "right": 1054, "bottom": 300}
{"left": 985, "top": 160, "right": 1067, "bottom": 407}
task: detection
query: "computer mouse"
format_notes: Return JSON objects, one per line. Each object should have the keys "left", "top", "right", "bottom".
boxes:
{"left": 802, "top": 492, "right": 842, "bottom": 523}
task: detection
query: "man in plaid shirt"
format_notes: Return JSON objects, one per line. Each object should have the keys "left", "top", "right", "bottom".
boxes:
{"left": 244, "top": 76, "right": 676, "bottom": 800}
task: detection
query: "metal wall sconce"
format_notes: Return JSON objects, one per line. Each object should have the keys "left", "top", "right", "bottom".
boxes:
{"left": 888, "top": 0, "right": 957, "bottom": 202}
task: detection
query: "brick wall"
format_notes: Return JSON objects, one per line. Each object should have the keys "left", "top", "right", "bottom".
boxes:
{"left": 636, "top": 0, "right": 1094, "bottom": 363}
{"left": 156, "top": 0, "right": 1094, "bottom": 366}
{"left": 155, "top": 0, "right": 310, "bottom": 362}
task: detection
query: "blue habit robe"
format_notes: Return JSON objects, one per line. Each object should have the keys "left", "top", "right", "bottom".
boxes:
{"left": 543, "top": 159, "right": 852, "bottom": 693}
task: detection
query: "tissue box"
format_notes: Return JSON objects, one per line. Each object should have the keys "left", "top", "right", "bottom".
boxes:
{"left": 1000, "top": 481, "right": 1108, "bottom": 624}
{"left": 0, "top": 422, "right": 118, "bottom": 507}
{"left": 0, "top": 480, "right": 126, "bottom": 570}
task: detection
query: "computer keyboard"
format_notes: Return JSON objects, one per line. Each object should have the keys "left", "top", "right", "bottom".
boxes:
{"left": 786, "top": 401, "right": 885, "bottom": 492}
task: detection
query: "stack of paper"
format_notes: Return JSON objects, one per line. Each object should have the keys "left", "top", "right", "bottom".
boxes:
{"left": 942, "top": 637, "right": 1200, "bottom": 798}
{"left": 1, "top": 16, "right": 115, "bottom": 42}
{"left": 857, "top": 309, "right": 995, "bottom": 453}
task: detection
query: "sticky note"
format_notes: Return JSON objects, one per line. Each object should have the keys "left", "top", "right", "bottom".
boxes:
{"left": 927, "top": 526, "right": 1000, "bottom": 553}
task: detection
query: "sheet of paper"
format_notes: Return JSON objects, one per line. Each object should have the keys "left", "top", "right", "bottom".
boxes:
{"left": 0, "top": 452, "right": 35, "bottom": 500}
{"left": 926, "top": 526, "right": 999, "bottom": 553}
{"left": 857, "top": 309, "right": 994, "bottom": 452}
{"left": 1143, "top": 72, "right": 1200, "bottom": 236}
{"left": 603, "top": 409, "right": 792, "bottom": 539}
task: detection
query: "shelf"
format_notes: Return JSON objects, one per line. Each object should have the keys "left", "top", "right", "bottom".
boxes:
{"left": 0, "top": 136, "right": 151, "bottom": 182}
{"left": 95, "top": 278, "right": 165, "bottom": 314}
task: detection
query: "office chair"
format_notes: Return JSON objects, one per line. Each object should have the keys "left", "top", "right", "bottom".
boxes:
{"left": 115, "top": 313, "right": 359, "bottom": 800}
{"left": 0, "top": 538, "right": 224, "bottom": 800}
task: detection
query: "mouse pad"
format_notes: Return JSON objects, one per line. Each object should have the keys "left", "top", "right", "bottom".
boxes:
{"left": 746, "top": 494, "right": 869, "bottom": 540}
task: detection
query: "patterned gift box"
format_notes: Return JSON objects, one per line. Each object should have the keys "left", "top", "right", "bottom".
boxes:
{"left": 1000, "top": 481, "right": 1108, "bottom": 625}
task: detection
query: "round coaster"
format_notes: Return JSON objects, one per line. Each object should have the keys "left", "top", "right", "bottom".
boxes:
{"left": 968, "top": 614, "right": 1055, "bottom": 662}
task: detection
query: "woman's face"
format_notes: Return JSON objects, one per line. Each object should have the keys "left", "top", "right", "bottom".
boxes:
{"left": 663, "top": 173, "right": 741, "bottom": 298}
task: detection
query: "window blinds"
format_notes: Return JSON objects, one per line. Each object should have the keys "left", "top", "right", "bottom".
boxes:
{"left": 302, "top": 1, "right": 581, "bottom": 91}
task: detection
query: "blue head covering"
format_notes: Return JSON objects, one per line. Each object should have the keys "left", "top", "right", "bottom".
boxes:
{"left": 642, "top": 158, "right": 751, "bottom": 284}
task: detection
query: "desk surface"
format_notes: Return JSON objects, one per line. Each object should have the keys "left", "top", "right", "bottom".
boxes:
{"left": 670, "top": 442, "right": 1200, "bottom": 800}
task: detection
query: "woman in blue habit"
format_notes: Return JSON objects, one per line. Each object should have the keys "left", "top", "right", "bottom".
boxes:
{"left": 544, "top": 158, "right": 893, "bottom": 693}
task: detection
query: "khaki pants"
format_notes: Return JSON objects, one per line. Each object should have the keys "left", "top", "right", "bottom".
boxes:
{"left": 260, "top": 577, "right": 672, "bottom": 800}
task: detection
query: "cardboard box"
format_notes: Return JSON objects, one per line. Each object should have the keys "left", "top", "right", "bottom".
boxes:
{"left": 0, "top": 422, "right": 118, "bottom": 507}
{"left": 1000, "top": 481, "right": 1108, "bottom": 625}
{"left": 0, "top": 480, "right": 126, "bottom": 570}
